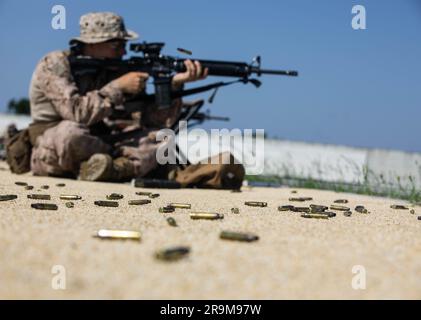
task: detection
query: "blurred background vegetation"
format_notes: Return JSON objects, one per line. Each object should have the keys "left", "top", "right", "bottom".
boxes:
{"left": 7, "top": 98, "right": 30, "bottom": 115}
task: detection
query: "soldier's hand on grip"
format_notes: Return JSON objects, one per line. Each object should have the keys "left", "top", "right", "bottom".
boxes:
{"left": 115, "top": 72, "right": 149, "bottom": 94}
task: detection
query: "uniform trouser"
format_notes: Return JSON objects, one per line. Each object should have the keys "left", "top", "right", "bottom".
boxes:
{"left": 30, "top": 120, "right": 161, "bottom": 178}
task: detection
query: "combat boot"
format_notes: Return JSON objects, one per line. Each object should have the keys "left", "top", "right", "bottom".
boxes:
{"left": 79, "top": 153, "right": 136, "bottom": 182}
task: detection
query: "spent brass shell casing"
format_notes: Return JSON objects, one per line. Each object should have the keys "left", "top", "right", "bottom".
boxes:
{"left": 0, "top": 194, "right": 18, "bottom": 201}
{"left": 324, "top": 211, "right": 337, "bottom": 218}
{"left": 190, "top": 212, "right": 224, "bottom": 220}
{"left": 330, "top": 205, "right": 351, "bottom": 211}
{"left": 343, "top": 211, "right": 353, "bottom": 217}
{"left": 310, "top": 204, "right": 328, "bottom": 211}
{"left": 27, "top": 194, "right": 51, "bottom": 200}
{"left": 220, "top": 231, "right": 259, "bottom": 242}
{"left": 289, "top": 197, "right": 313, "bottom": 202}
{"left": 128, "top": 199, "right": 151, "bottom": 205}
{"left": 309, "top": 210, "right": 331, "bottom": 216}
{"left": 24, "top": 185, "right": 34, "bottom": 190}
{"left": 166, "top": 217, "right": 177, "bottom": 227}
{"left": 301, "top": 213, "right": 329, "bottom": 219}
{"left": 94, "top": 200, "right": 119, "bottom": 207}
{"left": 278, "top": 205, "right": 295, "bottom": 211}
{"left": 310, "top": 208, "right": 327, "bottom": 214}
{"left": 135, "top": 191, "right": 152, "bottom": 196}
{"left": 410, "top": 209, "right": 415, "bottom": 214}
{"left": 149, "top": 193, "right": 160, "bottom": 199}
{"left": 291, "top": 207, "right": 310, "bottom": 213}
{"left": 40, "top": 185, "right": 49, "bottom": 190}
{"left": 56, "top": 183, "right": 66, "bottom": 187}
{"left": 65, "top": 202, "right": 74, "bottom": 208}
{"left": 106, "top": 193, "right": 124, "bottom": 200}
{"left": 95, "top": 229, "right": 141, "bottom": 241}
{"left": 169, "top": 203, "right": 191, "bottom": 209}
{"left": 244, "top": 201, "right": 267, "bottom": 207}
{"left": 390, "top": 205, "right": 408, "bottom": 210}
{"left": 231, "top": 207, "right": 240, "bottom": 214}
{"left": 31, "top": 203, "right": 58, "bottom": 210}
{"left": 355, "top": 205, "right": 369, "bottom": 214}
{"left": 159, "top": 206, "right": 175, "bottom": 213}
{"left": 15, "top": 181, "right": 28, "bottom": 186}
{"left": 155, "top": 246, "right": 190, "bottom": 261}
{"left": 177, "top": 47, "right": 193, "bottom": 55}
{"left": 59, "top": 195, "right": 82, "bottom": 200}
{"left": 334, "top": 199, "right": 349, "bottom": 204}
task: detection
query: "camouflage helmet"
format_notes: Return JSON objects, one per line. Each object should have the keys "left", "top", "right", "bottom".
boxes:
{"left": 70, "top": 12, "right": 138, "bottom": 44}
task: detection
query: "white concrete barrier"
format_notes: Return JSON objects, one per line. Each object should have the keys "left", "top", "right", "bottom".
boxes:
{"left": 366, "top": 149, "right": 421, "bottom": 190}
{"left": 262, "top": 139, "right": 367, "bottom": 184}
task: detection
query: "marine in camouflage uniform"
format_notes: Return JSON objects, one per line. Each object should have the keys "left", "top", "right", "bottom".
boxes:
{"left": 29, "top": 12, "right": 188, "bottom": 181}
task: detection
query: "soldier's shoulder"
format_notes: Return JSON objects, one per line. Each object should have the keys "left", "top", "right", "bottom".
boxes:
{"left": 36, "top": 50, "right": 71, "bottom": 76}
{"left": 38, "top": 50, "right": 70, "bottom": 64}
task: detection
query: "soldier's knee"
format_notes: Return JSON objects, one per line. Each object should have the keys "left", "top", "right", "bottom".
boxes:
{"left": 58, "top": 120, "right": 88, "bottom": 134}
{"left": 58, "top": 121, "right": 90, "bottom": 147}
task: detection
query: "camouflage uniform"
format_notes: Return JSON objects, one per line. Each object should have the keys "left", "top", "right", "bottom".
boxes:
{"left": 29, "top": 13, "right": 178, "bottom": 178}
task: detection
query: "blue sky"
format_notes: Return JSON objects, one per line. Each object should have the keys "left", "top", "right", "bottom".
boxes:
{"left": 0, "top": 0, "right": 420, "bottom": 152}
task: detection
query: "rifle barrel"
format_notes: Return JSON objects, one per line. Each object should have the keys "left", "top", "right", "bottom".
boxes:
{"left": 175, "top": 59, "right": 298, "bottom": 78}
{"left": 252, "top": 68, "right": 298, "bottom": 76}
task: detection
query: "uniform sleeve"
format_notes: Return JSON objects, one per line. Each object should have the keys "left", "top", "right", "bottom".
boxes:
{"left": 35, "top": 51, "right": 125, "bottom": 126}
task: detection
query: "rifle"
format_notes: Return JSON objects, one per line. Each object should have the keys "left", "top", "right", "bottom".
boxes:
{"left": 70, "top": 42, "right": 298, "bottom": 165}
{"left": 69, "top": 41, "right": 298, "bottom": 110}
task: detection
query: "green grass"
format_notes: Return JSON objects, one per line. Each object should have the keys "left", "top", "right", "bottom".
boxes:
{"left": 245, "top": 174, "right": 421, "bottom": 204}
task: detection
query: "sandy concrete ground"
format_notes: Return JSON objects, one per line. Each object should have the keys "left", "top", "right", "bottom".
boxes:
{"left": 0, "top": 162, "right": 420, "bottom": 300}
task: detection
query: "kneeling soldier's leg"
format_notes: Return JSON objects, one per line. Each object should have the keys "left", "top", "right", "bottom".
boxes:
{"left": 31, "top": 121, "right": 111, "bottom": 177}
